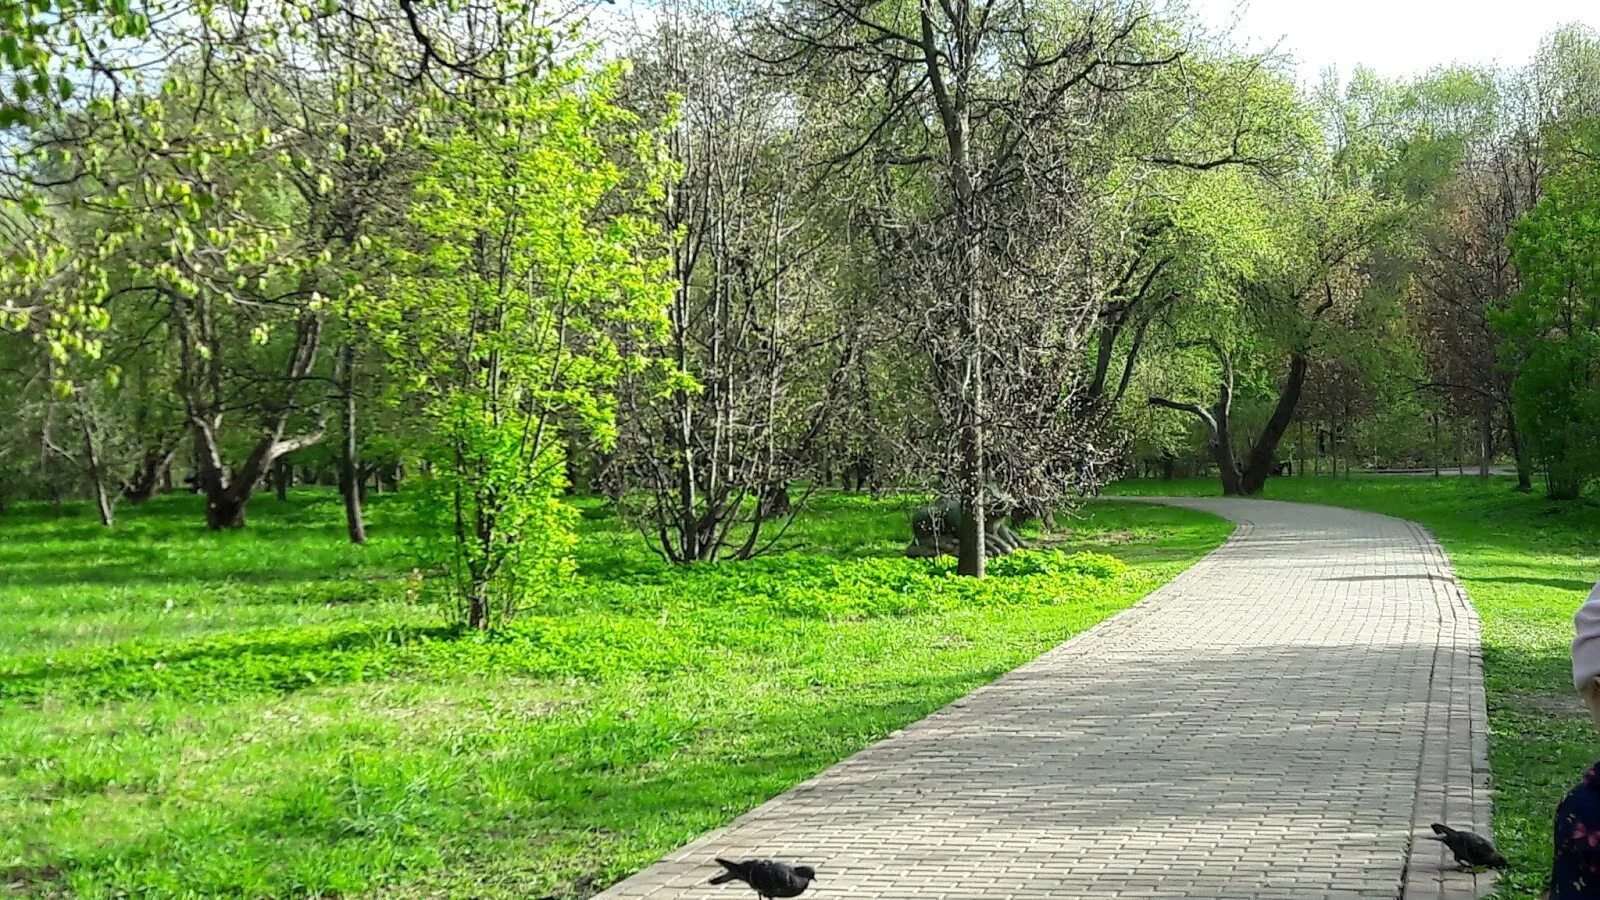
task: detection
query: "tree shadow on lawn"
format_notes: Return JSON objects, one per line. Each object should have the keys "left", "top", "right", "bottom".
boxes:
{"left": 1, "top": 621, "right": 458, "bottom": 698}
{"left": 1473, "top": 575, "right": 1596, "bottom": 593}
{"left": 4, "top": 666, "right": 1000, "bottom": 897}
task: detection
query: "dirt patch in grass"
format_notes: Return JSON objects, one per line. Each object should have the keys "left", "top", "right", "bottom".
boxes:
{"left": 1031, "top": 529, "right": 1140, "bottom": 551}
{"left": 4, "top": 864, "right": 63, "bottom": 895}
{"left": 1503, "top": 691, "right": 1588, "bottom": 719}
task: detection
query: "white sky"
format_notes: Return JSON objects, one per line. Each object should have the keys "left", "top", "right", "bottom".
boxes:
{"left": 1184, "top": 0, "right": 1600, "bottom": 83}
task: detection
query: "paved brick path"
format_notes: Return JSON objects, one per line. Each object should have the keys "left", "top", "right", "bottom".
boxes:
{"left": 596, "top": 499, "right": 1494, "bottom": 900}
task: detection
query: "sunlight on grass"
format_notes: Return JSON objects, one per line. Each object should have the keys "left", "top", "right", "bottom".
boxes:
{"left": 0, "top": 491, "right": 1230, "bottom": 898}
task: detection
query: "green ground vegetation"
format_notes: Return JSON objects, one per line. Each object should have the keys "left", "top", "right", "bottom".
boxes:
{"left": 0, "top": 491, "right": 1230, "bottom": 898}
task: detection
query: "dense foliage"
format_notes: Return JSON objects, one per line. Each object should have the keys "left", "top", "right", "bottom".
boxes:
{"left": 1497, "top": 124, "right": 1600, "bottom": 499}
{"left": 5, "top": 1, "right": 1598, "bottom": 579}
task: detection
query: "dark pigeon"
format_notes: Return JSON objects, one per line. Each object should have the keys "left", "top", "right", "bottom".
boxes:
{"left": 708, "top": 858, "right": 816, "bottom": 900}
{"left": 1429, "top": 823, "right": 1508, "bottom": 869}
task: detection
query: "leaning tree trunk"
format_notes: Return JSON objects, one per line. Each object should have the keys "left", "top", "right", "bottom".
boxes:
{"left": 1237, "top": 353, "right": 1310, "bottom": 496}
{"left": 123, "top": 446, "right": 175, "bottom": 505}
{"left": 78, "top": 418, "right": 115, "bottom": 528}
{"left": 89, "top": 477, "right": 115, "bottom": 528}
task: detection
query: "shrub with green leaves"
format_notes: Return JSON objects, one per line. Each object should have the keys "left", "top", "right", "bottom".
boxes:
{"left": 372, "top": 55, "right": 674, "bottom": 628}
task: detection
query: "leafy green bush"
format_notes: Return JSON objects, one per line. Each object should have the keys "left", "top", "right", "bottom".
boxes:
{"left": 989, "top": 549, "right": 1127, "bottom": 579}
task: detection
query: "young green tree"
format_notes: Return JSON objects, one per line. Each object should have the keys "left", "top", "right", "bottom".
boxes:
{"left": 3, "top": 1, "right": 584, "bottom": 531}
{"left": 376, "top": 57, "right": 671, "bottom": 629}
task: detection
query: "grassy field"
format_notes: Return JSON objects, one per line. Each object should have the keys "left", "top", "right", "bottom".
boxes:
{"left": 1107, "top": 475, "right": 1600, "bottom": 898}
{"left": 0, "top": 490, "right": 1231, "bottom": 899}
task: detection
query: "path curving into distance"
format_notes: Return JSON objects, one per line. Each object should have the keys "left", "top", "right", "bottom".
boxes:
{"left": 595, "top": 498, "right": 1494, "bottom": 900}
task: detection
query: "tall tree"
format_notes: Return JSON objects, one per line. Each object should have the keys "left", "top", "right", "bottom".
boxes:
{"left": 772, "top": 0, "right": 1271, "bottom": 574}
{"left": 1495, "top": 122, "right": 1600, "bottom": 500}
{"left": 613, "top": 2, "right": 846, "bottom": 563}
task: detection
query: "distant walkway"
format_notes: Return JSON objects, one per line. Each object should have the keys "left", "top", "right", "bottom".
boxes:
{"left": 596, "top": 499, "right": 1493, "bottom": 900}
{"left": 1365, "top": 465, "right": 1517, "bottom": 477}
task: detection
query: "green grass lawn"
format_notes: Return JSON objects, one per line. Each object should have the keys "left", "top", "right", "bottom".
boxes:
{"left": 0, "top": 490, "right": 1231, "bottom": 898}
{"left": 1107, "top": 475, "right": 1600, "bottom": 898}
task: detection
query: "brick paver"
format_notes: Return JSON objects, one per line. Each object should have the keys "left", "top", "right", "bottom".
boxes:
{"left": 596, "top": 498, "right": 1494, "bottom": 899}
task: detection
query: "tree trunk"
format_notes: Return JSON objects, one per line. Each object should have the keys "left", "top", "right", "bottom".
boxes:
{"left": 1478, "top": 408, "right": 1492, "bottom": 478}
{"left": 759, "top": 481, "right": 792, "bottom": 518}
{"left": 1295, "top": 421, "right": 1306, "bottom": 479}
{"left": 1237, "top": 353, "right": 1310, "bottom": 495}
{"left": 78, "top": 418, "right": 114, "bottom": 528}
{"left": 90, "top": 477, "right": 115, "bottom": 528}
{"left": 1547, "top": 463, "right": 1583, "bottom": 501}
{"left": 566, "top": 449, "right": 593, "bottom": 495}
{"left": 336, "top": 342, "right": 367, "bottom": 544}
{"left": 467, "top": 579, "right": 490, "bottom": 630}
{"left": 205, "top": 488, "right": 248, "bottom": 529}
{"left": 195, "top": 426, "right": 318, "bottom": 530}
{"left": 1506, "top": 407, "right": 1533, "bottom": 492}
{"left": 1211, "top": 434, "right": 1245, "bottom": 495}
{"left": 957, "top": 497, "right": 986, "bottom": 577}
{"left": 955, "top": 226, "right": 987, "bottom": 578}
{"left": 123, "top": 447, "right": 175, "bottom": 505}
{"left": 1431, "top": 412, "right": 1441, "bottom": 477}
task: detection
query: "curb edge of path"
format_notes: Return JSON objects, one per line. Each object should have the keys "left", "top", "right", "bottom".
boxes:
{"left": 1399, "top": 519, "right": 1496, "bottom": 900}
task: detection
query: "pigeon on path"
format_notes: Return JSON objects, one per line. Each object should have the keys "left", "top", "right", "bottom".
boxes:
{"left": 708, "top": 858, "right": 816, "bottom": 900}
{"left": 1429, "top": 823, "right": 1508, "bottom": 869}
